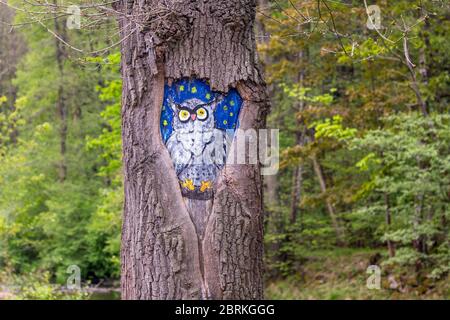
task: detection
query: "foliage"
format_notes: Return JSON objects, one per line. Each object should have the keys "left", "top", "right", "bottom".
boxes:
{"left": 350, "top": 113, "right": 450, "bottom": 277}
{"left": 261, "top": 0, "right": 449, "bottom": 290}
{"left": 0, "top": 5, "right": 122, "bottom": 286}
{"left": 0, "top": 268, "right": 89, "bottom": 300}
{"left": 0, "top": 0, "right": 448, "bottom": 299}
{"left": 265, "top": 248, "right": 449, "bottom": 300}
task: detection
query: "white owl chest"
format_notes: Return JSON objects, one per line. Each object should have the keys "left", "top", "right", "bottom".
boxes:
{"left": 174, "top": 124, "right": 214, "bottom": 157}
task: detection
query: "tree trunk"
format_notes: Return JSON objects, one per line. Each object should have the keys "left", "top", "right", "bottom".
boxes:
{"left": 0, "top": 4, "right": 25, "bottom": 145}
{"left": 311, "top": 155, "right": 345, "bottom": 244}
{"left": 289, "top": 164, "right": 302, "bottom": 224}
{"left": 116, "top": 0, "right": 269, "bottom": 300}
{"left": 53, "top": 1, "right": 68, "bottom": 182}
{"left": 384, "top": 193, "right": 395, "bottom": 258}
{"left": 265, "top": 174, "right": 279, "bottom": 207}
{"left": 257, "top": 0, "right": 279, "bottom": 208}
{"left": 289, "top": 45, "right": 307, "bottom": 224}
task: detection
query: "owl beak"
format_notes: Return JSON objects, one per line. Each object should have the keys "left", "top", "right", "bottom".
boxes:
{"left": 191, "top": 114, "right": 197, "bottom": 121}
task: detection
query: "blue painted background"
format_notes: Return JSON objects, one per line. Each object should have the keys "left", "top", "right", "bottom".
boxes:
{"left": 160, "top": 78, "right": 243, "bottom": 143}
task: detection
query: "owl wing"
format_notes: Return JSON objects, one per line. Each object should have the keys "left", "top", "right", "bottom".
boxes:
{"left": 219, "top": 130, "right": 232, "bottom": 169}
{"left": 166, "top": 133, "right": 192, "bottom": 176}
{"left": 202, "top": 129, "right": 231, "bottom": 171}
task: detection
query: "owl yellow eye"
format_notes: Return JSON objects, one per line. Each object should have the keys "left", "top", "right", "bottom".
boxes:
{"left": 196, "top": 107, "right": 208, "bottom": 120}
{"left": 178, "top": 110, "right": 190, "bottom": 122}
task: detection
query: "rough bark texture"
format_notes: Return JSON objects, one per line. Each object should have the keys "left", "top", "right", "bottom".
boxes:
{"left": 116, "top": 0, "right": 269, "bottom": 300}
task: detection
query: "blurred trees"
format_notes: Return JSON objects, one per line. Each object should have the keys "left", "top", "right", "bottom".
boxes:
{"left": 260, "top": 0, "right": 449, "bottom": 281}
{"left": 0, "top": 1, "right": 122, "bottom": 282}
{"left": 0, "top": 0, "right": 448, "bottom": 293}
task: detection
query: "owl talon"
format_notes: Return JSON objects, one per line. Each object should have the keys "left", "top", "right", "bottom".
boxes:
{"left": 181, "top": 178, "right": 195, "bottom": 191}
{"left": 200, "top": 181, "right": 212, "bottom": 192}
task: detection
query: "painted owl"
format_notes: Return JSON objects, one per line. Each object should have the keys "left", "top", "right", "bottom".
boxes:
{"left": 166, "top": 96, "right": 231, "bottom": 200}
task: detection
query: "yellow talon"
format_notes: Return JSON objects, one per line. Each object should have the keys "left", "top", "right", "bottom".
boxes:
{"left": 181, "top": 179, "right": 195, "bottom": 191}
{"left": 200, "top": 181, "right": 212, "bottom": 192}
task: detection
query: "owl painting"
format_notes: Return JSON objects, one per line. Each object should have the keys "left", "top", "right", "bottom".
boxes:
{"left": 161, "top": 79, "right": 242, "bottom": 200}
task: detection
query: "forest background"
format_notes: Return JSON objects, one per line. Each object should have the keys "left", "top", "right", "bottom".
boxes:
{"left": 0, "top": 0, "right": 448, "bottom": 299}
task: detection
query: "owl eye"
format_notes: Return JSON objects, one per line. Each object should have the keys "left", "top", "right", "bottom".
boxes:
{"left": 196, "top": 107, "right": 208, "bottom": 121}
{"left": 178, "top": 110, "right": 190, "bottom": 122}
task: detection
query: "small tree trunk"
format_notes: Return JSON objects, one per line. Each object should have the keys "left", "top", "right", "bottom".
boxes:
{"left": 265, "top": 174, "right": 279, "bottom": 207}
{"left": 402, "top": 36, "right": 428, "bottom": 117}
{"left": 289, "top": 164, "right": 302, "bottom": 224}
{"left": 311, "top": 155, "right": 345, "bottom": 244}
{"left": 116, "top": 0, "right": 269, "bottom": 300}
{"left": 53, "top": 2, "right": 68, "bottom": 182}
{"left": 289, "top": 46, "right": 307, "bottom": 225}
{"left": 384, "top": 193, "right": 395, "bottom": 258}
{"left": 0, "top": 5, "right": 25, "bottom": 145}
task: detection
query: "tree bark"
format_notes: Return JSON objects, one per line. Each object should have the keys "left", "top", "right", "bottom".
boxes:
{"left": 116, "top": 0, "right": 269, "bottom": 300}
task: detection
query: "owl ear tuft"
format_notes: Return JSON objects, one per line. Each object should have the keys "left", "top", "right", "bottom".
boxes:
{"left": 168, "top": 97, "right": 180, "bottom": 113}
{"left": 210, "top": 94, "right": 225, "bottom": 109}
